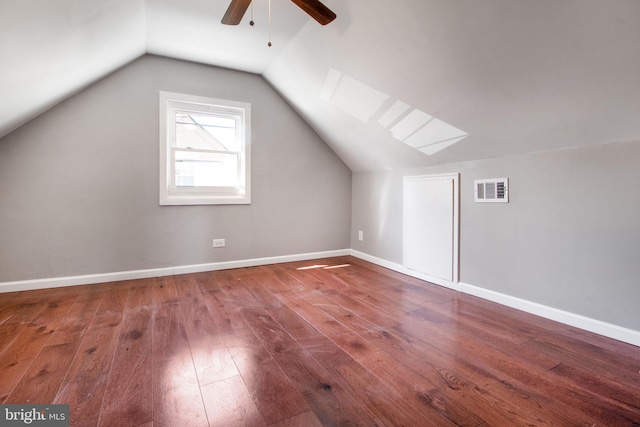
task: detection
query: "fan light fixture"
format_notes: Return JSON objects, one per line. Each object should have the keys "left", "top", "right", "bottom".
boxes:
{"left": 222, "top": 0, "right": 336, "bottom": 47}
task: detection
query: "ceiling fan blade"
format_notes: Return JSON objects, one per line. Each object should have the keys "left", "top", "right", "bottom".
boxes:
{"left": 290, "top": 0, "right": 336, "bottom": 25}
{"left": 221, "top": 0, "right": 252, "bottom": 25}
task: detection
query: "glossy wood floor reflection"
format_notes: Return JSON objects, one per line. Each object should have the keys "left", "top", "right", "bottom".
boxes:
{"left": 1, "top": 256, "right": 639, "bottom": 426}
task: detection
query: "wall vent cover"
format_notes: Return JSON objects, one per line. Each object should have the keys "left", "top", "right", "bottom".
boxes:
{"left": 474, "top": 178, "right": 508, "bottom": 203}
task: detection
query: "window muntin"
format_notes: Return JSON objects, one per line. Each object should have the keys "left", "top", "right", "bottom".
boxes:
{"left": 160, "top": 92, "right": 251, "bottom": 205}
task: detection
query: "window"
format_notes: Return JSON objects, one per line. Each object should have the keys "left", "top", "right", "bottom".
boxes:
{"left": 159, "top": 91, "right": 251, "bottom": 205}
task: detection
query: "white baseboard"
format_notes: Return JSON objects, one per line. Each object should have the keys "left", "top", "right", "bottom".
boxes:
{"left": 350, "top": 250, "right": 462, "bottom": 291}
{"left": 460, "top": 282, "right": 640, "bottom": 347}
{"left": 351, "top": 250, "right": 640, "bottom": 348}
{"left": 4, "top": 248, "right": 638, "bottom": 347}
{"left": 0, "top": 249, "right": 351, "bottom": 294}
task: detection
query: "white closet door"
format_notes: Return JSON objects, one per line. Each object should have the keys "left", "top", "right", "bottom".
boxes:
{"left": 403, "top": 175, "right": 455, "bottom": 282}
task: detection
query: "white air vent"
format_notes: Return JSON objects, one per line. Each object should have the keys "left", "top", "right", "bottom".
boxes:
{"left": 474, "top": 178, "right": 508, "bottom": 203}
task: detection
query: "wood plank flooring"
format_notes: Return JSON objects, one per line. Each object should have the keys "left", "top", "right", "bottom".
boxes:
{"left": 1, "top": 256, "right": 639, "bottom": 426}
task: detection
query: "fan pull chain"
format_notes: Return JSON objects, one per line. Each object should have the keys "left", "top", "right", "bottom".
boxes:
{"left": 268, "top": 0, "right": 272, "bottom": 47}
{"left": 250, "top": 1, "right": 254, "bottom": 26}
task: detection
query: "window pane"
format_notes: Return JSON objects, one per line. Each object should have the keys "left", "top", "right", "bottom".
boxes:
{"left": 175, "top": 112, "right": 239, "bottom": 151}
{"left": 174, "top": 150, "right": 239, "bottom": 187}
{"left": 160, "top": 92, "right": 250, "bottom": 205}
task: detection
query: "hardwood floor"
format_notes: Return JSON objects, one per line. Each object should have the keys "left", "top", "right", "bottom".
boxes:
{"left": 1, "top": 256, "right": 639, "bottom": 426}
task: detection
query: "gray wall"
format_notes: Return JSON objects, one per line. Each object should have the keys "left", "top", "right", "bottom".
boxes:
{"left": 352, "top": 140, "right": 640, "bottom": 331}
{"left": 0, "top": 55, "right": 352, "bottom": 282}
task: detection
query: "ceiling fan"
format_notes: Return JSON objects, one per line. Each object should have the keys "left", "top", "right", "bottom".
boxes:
{"left": 222, "top": 0, "right": 336, "bottom": 26}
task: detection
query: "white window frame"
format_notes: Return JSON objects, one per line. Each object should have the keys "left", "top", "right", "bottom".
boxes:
{"left": 159, "top": 91, "right": 251, "bottom": 205}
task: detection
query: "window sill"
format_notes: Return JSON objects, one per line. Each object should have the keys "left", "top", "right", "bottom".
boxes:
{"left": 160, "top": 194, "right": 251, "bottom": 206}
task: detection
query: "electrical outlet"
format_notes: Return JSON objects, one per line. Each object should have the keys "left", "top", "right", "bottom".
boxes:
{"left": 213, "top": 238, "right": 225, "bottom": 248}
{"left": 358, "top": 230, "right": 363, "bottom": 241}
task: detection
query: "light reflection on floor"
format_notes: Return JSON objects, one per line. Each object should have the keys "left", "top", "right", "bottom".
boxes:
{"left": 296, "top": 263, "right": 352, "bottom": 270}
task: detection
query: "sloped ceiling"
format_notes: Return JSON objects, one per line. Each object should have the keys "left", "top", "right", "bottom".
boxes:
{"left": 2, "top": 0, "right": 640, "bottom": 171}
{"left": 0, "top": 0, "right": 146, "bottom": 138}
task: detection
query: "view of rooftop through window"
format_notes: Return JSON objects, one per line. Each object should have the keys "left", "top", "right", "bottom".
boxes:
{"left": 173, "top": 111, "right": 240, "bottom": 187}
{"left": 160, "top": 91, "right": 251, "bottom": 205}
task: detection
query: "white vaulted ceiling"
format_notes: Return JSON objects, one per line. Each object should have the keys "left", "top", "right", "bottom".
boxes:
{"left": 2, "top": 0, "right": 640, "bottom": 171}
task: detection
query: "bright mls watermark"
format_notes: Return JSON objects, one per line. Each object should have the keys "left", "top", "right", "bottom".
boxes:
{"left": 0, "top": 405, "right": 69, "bottom": 426}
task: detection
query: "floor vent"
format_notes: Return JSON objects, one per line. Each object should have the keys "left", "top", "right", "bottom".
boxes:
{"left": 475, "top": 178, "right": 508, "bottom": 203}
